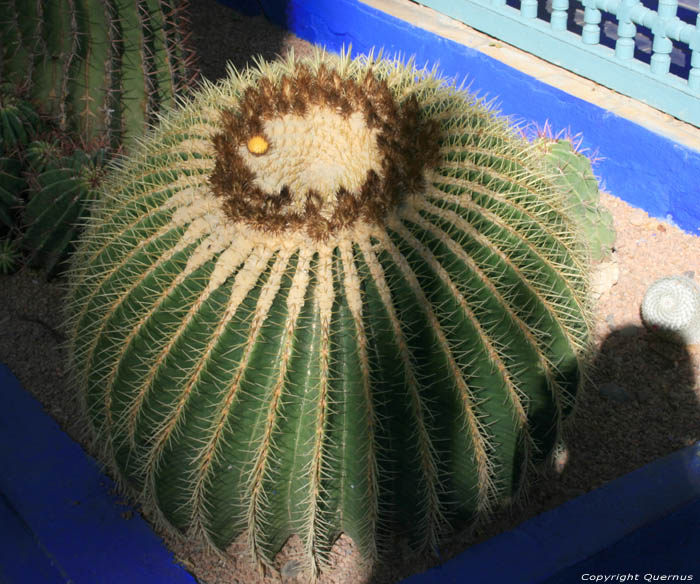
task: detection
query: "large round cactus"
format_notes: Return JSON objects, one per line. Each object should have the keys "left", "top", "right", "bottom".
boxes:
{"left": 65, "top": 50, "right": 592, "bottom": 577}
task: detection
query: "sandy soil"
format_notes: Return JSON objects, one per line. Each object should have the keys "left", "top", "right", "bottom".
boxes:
{"left": 1, "top": 3, "right": 699, "bottom": 583}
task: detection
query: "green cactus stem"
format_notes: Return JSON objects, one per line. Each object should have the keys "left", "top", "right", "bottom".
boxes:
{"left": 0, "top": 86, "right": 42, "bottom": 154}
{"left": 0, "top": 0, "right": 199, "bottom": 151}
{"left": 536, "top": 138, "right": 615, "bottom": 261}
{"left": 65, "top": 51, "right": 593, "bottom": 579}
{"left": 23, "top": 148, "right": 106, "bottom": 276}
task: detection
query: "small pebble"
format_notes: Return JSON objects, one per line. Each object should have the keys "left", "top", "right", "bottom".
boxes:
{"left": 553, "top": 445, "right": 569, "bottom": 474}
{"left": 605, "top": 314, "right": 615, "bottom": 331}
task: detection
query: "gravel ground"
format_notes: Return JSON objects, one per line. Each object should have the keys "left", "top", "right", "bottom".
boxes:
{"left": 1, "top": 3, "right": 699, "bottom": 583}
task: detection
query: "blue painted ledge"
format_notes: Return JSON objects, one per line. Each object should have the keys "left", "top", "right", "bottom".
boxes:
{"left": 0, "top": 364, "right": 196, "bottom": 584}
{"left": 219, "top": 0, "right": 700, "bottom": 237}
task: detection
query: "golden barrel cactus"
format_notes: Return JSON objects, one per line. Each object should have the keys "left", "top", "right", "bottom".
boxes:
{"left": 65, "top": 50, "right": 592, "bottom": 578}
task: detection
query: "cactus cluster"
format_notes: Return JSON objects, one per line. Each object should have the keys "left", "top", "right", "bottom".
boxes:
{"left": 0, "top": 87, "right": 41, "bottom": 230}
{"left": 536, "top": 138, "right": 615, "bottom": 261}
{"left": 0, "top": 83, "right": 108, "bottom": 276}
{"left": 65, "top": 51, "right": 593, "bottom": 578}
{"left": 23, "top": 146, "right": 107, "bottom": 275}
{"left": 0, "top": 0, "right": 199, "bottom": 151}
{"left": 0, "top": 86, "right": 36, "bottom": 273}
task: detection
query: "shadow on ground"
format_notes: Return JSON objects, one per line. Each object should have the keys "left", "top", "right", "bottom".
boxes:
{"left": 561, "top": 325, "right": 699, "bottom": 492}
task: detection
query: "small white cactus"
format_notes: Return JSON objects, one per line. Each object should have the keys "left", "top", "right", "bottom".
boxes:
{"left": 641, "top": 275, "right": 700, "bottom": 345}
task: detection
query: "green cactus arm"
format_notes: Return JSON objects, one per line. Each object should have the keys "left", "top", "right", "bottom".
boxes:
{"left": 138, "top": 0, "right": 162, "bottom": 124}
{"left": 53, "top": 0, "right": 79, "bottom": 129}
{"left": 22, "top": 169, "right": 87, "bottom": 267}
{"left": 2, "top": 0, "right": 197, "bottom": 149}
{"left": 0, "top": 96, "right": 41, "bottom": 153}
{"left": 146, "top": 0, "right": 177, "bottom": 111}
{"left": 69, "top": 0, "right": 110, "bottom": 142}
{"left": 103, "top": 0, "right": 124, "bottom": 149}
{"left": 25, "top": 2, "right": 51, "bottom": 102}
{"left": 61, "top": 0, "right": 85, "bottom": 136}
{"left": 0, "top": 0, "right": 36, "bottom": 84}
{"left": 159, "top": 0, "right": 190, "bottom": 95}
{"left": 0, "top": 109, "right": 25, "bottom": 150}
{"left": 118, "top": 0, "right": 151, "bottom": 141}
{"left": 0, "top": 2, "right": 19, "bottom": 78}
{"left": 29, "top": 0, "right": 66, "bottom": 117}
{"left": 160, "top": 0, "right": 198, "bottom": 92}
{"left": 539, "top": 139, "right": 615, "bottom": 261}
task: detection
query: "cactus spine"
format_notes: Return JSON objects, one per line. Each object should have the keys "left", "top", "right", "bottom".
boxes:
{"left": 65, "top": 51, "right": 592, "bottom": 578}
{"left": 0, "top": 0, "right": 199, "bottom": 150}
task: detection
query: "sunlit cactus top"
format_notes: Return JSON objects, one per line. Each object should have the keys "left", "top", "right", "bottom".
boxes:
{"left": 65, "top": 49, "right": 593, "bottom": 580}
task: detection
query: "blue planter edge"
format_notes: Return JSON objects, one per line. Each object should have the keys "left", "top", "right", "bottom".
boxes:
{"left": 0, "top": 364, "right": 197, "bottom": 584}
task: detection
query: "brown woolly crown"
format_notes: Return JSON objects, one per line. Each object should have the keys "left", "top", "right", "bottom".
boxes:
{"left": 209, "top": 63, "right": 441, "bottom": 240}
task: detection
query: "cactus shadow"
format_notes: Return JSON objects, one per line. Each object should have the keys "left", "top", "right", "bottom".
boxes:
{"left": 189, "top": 0, "right": 296, "bottom": 82}
{"left": 510, "top": 325, "right": 700, "bottom": 520}
{"left": 557, "top": 325, "right": 699, "bottom": 495}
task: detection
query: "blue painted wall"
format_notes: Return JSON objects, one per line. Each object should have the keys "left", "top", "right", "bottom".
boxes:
{"left": 218, "top": 0, "right": 700, "bottom": 236}
{"left": 0, "top": 365, "right": 197, "bottom": 584}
